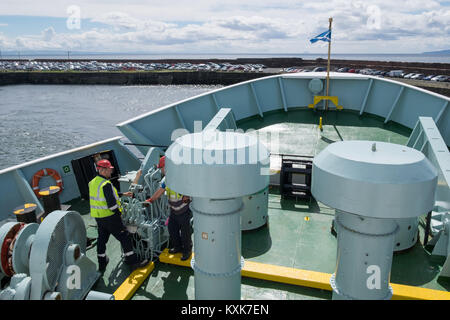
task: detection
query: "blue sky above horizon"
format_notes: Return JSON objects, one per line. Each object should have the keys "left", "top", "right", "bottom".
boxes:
{"left": 0, "top": 1, "right": 449, "bottom": 54}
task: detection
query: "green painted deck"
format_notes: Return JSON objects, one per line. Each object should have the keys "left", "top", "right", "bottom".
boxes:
{"left": 70, "top": 109, "right": 450, "bottom": 300}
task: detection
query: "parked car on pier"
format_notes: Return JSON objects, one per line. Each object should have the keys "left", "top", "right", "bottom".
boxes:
{"left": 403, "top": 73, "right": 416, "bottom": 79}
{"left": 411, "top": 74, "right": 425, "bottom": 80}
{"left": 387, "top": 70, "right": 404, "bottom": 77}
{"left": 431, "top": 75, "right": 448, "bottom": 82}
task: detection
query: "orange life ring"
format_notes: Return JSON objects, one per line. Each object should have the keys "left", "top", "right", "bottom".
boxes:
{"left": 32, "top": 168, "right": 63, "bottom": 197}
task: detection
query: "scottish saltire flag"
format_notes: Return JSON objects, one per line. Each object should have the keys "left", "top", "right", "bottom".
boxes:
{"left": 310, "top": 29, "right": 331, "bottom": 43}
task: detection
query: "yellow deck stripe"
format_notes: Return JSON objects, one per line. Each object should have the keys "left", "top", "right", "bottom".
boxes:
{"left": 158, "top": 249, "right": 450, "bottom": 300}
{"left": 113, "top": 261, "right": 155, "bottom": 300}
{"left": 242, "top": 260, "right": 332, "bottom": 291}
{"left": 390, "top": 283, "right": 450, "bottom": 300}
{"left": 159, "top": 249, "right": 192, "bottom": 267}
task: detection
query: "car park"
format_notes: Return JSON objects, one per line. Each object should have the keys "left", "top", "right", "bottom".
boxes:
{"left": 0, "top": 60, "right": 267, "bottom": 73}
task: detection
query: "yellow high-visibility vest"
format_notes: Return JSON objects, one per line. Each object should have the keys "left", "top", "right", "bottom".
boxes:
{"left": 88, "top": 176, "right": 123, "bottom": 218}
{"left": 165, "top": 186, "right": 183, "bottom": 202}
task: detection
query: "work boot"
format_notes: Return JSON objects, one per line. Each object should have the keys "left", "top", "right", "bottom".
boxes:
{"left": 180, "top": 251, "right": 192, "bottom": 261}
{"left": 169, "top": 247, "right": 182, "bottom": 254}
{"left": 131, "top": 259, "right": 149, "bottom": 271}
{"left": 98, "top": 256, "right": 109, "bottom": 273}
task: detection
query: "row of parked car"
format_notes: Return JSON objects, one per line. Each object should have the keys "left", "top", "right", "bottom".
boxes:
{"left": 0, "top": 60, "right": 267, "bottom": 73}
{"left": 283, "top": 66, "right": 449, "bottom": 82}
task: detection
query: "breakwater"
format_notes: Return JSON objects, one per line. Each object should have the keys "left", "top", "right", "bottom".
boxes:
{"left": 0, "top": 71, "right": 273, "bottom": 86}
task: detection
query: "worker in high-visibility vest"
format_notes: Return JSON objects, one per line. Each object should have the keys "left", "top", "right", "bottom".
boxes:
{"left": 145, "top": 156, "right": 192, "bottom": 261}
{"left": 89, "top": 159, "right": 148, "bottom": 272}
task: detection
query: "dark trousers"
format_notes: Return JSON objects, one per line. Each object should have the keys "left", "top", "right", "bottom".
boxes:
{"left": 168, "top": 209, "right": 192, "bottom": 254}
{"left": 95, "top": 212, "right": 138, "bottom": 265}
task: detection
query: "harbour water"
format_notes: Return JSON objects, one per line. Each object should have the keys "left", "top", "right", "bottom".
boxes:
{"left": 0, "top": 84, "right": 221, "bottom": 170}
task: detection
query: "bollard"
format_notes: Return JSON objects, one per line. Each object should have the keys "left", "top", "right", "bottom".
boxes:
{"left": 38, "top": 186, "right": 61, "bottom": 218}
{"left": 13, "top": 203, "right": 37, "bottom": 224}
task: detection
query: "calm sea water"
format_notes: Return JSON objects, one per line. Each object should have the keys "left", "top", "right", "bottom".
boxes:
{"left": 2, "top": 53, "right": 450, "bottom": 63}
{"left": 0, "top": 85, "right": 221, "bottom": 170}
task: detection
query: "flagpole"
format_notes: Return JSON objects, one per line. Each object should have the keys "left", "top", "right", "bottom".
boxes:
{"left": 325, "top": 17, "right": 333, "bottom": 110}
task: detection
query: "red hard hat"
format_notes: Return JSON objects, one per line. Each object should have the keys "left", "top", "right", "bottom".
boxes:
{"left": 97, "top": 159, "right": 114, "bottom": 169}
{"left": 157, "top": 156, "right": 166, "bottom": 168}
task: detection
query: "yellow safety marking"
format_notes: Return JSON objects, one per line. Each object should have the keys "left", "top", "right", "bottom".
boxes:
{"left": 159, "top": 249, "right": 193, "bottom": 267}
{"left": 308, "top": 96, "right": 343, "bottom": 110}
{"left": 319, "top": 117, "right": 323, "bottom": 131}
{"left": 14, "top": 203, "right": 37, "bottom": 214}
{"left": 304, "top": 216, "right": 310, "bottom": 221}
{"left": 390, "top": 283, "right": 450, "bottom": 300}
{"left": 242, "top": 260, "right": 332, "bottom": 291}
{"left": 158, "top": 249, "right": 450, "bottom": 300}
{"left": 113, "top": 261, "right": 155, "bottom": 300}
{"left": 39, "top": 186, "right": 60, "bottom": 196}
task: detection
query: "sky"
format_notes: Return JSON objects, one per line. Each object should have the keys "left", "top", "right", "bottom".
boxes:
{"left": 0, "top": 0, "right": 449, "bottom": 54}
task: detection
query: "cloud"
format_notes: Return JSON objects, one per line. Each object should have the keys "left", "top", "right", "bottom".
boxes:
{"left": 91, "top": 11, "right": 140, "bottom": 29}
{"left": 0, "top": 1, "right": 449, "bottom": 53}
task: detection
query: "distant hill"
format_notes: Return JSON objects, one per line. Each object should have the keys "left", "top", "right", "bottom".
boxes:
{"left": 423, "top": 49, "right": 450, "bottom": 55}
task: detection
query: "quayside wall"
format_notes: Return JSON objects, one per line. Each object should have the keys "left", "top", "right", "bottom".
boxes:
{"left": 0, "top": 71, "right": 272, "bottom": 86}
{"left": 1, "top": 71, "right": 449, "bottom": 97}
